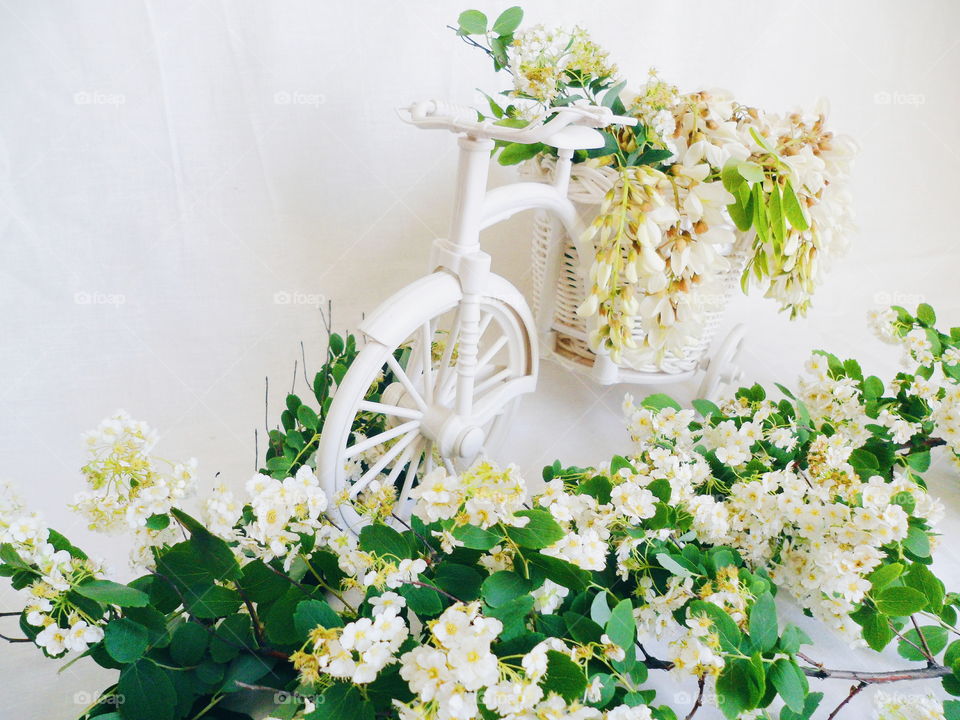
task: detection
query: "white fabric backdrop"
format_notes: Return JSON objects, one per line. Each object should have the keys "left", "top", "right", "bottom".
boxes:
{"left": 1, "top": 1, "right": 959, "bottom": 717}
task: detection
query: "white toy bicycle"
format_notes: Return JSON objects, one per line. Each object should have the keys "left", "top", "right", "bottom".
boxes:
{"left": 317, "top": 100, "right": 744, "bottom": 530}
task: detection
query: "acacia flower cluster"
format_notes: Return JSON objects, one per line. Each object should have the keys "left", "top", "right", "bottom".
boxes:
{"left": 576, "top": 79, "right": 855, "bottom": 367}
{"left": 462, "top": 8, "right": 855, "bottom": 369}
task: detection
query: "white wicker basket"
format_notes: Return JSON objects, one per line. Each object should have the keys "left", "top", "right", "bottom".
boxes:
{"left": 524, "top": 156, "right": 749, "bottom": 376}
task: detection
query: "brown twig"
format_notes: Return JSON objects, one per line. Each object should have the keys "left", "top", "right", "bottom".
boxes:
{"left": 684, "top": 676, "right": 705, "bottom": 720}
{"left": 408, "top": 580, "right": 461, "bottom": 604}
{"left": 0, "top": 633, "right": 30, "bottom": 643}
{"left": 827, "top": 682, "right": 866, "bottom": 720}
{"left": 910, "top": 615, "right": 936, "bottom": 665}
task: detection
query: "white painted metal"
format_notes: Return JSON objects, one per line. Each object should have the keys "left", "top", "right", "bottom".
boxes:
{"left": 318, "top": 100, "right": 746, "bottom": 531}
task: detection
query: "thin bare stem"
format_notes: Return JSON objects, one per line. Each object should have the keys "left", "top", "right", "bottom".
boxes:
{"left": 684, "top": 676, "right": 705, "bottom": 720}
{"left": 827, "top": 682, "right": 866, "bottom": 720}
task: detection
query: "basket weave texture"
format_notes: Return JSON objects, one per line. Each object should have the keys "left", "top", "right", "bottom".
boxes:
{"left": 524, "top": 157, "right": 748, "bottom": 375}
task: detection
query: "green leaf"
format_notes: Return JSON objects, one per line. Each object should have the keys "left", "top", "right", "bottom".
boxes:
{"left": 656, "top": 552, "right": 698, "bottom": 578}
{"left": 906, "top": 450, "right": 931, "bottom": 472}
{"left": 716, "top": 657, "right": 764, "bottom": 718}
{"left": 399, "top": 583, "right": 443, "bottom": 618}
{"left": 498, "top": 142, "right": 544, "bottom": 165}
{"left": 563, "top": 611, "right": 604, "bottom": 644}
{"left": 721, "top": 161, "right": 745, "bottom": 192}
{"left": 145, "top": 513, "right": 170, "bottom": 531}
{"left": 875, "top": 586, "right": 928, "bottom": 616}
{"left": 183, "top": 584, "right": 242, "bottom": 619}
{"left": 769, "top": 183, "right": 786, "bottom": 247}
{"left": 452, "top": 523, "right": 502, "bottom": 551}
{"left": 863, "top": 375, "right": 885, "bottom": 399}
{"left": 523, "top": 551, "right": 590, "bottom": 592}
{"left": 692, "top": 398, "right": 721, "bottom": 418}
{"left": 868, "top": 562, "right": 903, "bottom": 592}
{"left": 484, "top": 594, "right": 534, "bottom": 641}
{"left": 898, "top": 625, "right": 948, "bottom": 661}
{"left": 306, "top": 682, "right": 374, "bottom": 720}
{"left": 170, "top": 621, "right": 209, "bottom": 666}
{"left": 601, "top": 80, "right": 627, "bottom": 110}
{"left": 590, "top": 592, "right": 612, "bottom": 627}
{"left": 541, "top": 650, "right": 586, "bottom": 702}
{"left": 579, "top": 473, "right": 613, "bottom": 503}
{"left": 727, "top": 193, "right": 753, "bottom": 232}
{"left": 848, "top": 447, "right": 879, "bottom": 479}
{"left": 482, "top": 571, "right": 530, "bottom": 608}
{"left": 689, "top": 600, "right": 742, "bottom": 653}
{"left": 359, "top": 524, "right": 411, "bottom": 560}
{"left": 737, "top": 161, "right": 765, "bottom": 184}
{"left": 917, "top": 303, "right": 937, "bottom": 326}
{"left": 170, "top": 509, "right": 241, "bottom": 582}
{"left": 491, "top": 6, "right": 523, "bottom": 34}
{"left": 749, "top": 592, "right": 778, "bottom": 653}
{"left": 457, "top": 9, "right": 488, "bottom": 35}
{"left": 857, "top": 607, "right": 894, "bottom": 651}
{"left": 221, "top": 653, "right": 277, "bottom": 693}
{"left": 778, "top": 624, "right": 812, "bottom": 655}
{"left": 104, "top": 618, "right": 150, "bottom": 663}
{"left": 74, "top": 579, "right": 150, "bottom": 608}
{"left": 642, "top": 393, "right": 682, "bottom": 411}
{"left": 505, "top": 510, "right": 565, "bottom": 549}
{"left": 769, "top": 658, "right": 807, "bottom": 713}
{"left": 433, "top": 563, "right": 484, "bottom": 601}
{"left": 263, "top": 587, "right": 310, "bottom": 645}
{"left": 782, "top": 179, "right": 809, "bottom": 231}
{"left": 209, "top": 614, "right": 254, "bottom": 663}
{"left": 296, "top": 404, "right": 319, "bottom": 430}
{"left": 237, "top": 559, "right": 288, "bottom": 605}
{"left": 605, "top": 599, "right": 635, "bottom": 652}
{"left": 780, "top": 691, "right": 823, "bottom": 720}
{"left": 118, "top": 659, "right": 176, "bottom": 720}
{"left": 295, "top": 599, "right": 344, "bottom": 638}
{"left": 904, "top": 563, "right": 945, "bottom": 612}
{"left": 904, "top": 525, "right": 932, "bottom": 559}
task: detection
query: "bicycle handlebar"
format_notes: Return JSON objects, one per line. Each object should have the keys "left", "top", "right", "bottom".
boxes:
{"left": 398, "top": 99, "right": 637, "bottom": 145}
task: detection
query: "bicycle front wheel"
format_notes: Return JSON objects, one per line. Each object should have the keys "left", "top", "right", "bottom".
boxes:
{"left": 317, "top": 273, "right": 535, "bottom": 532}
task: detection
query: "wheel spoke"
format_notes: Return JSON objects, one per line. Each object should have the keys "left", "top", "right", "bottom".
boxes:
{"left": 349, "top": 430, "right": 420, "bottom": 498}
{"left": 435, "top": 309, "right": 461, "bottom": 392}
{"left": 397, "top": 441, "right": 425, "bottom": 508}
{"left": 345, "top": 420, "right": 420, "bottom": 460}
{"left": 476, "top": 335, "right": 508, "bottom": 371}
{"left": 437, "top": 312, "right": 499, "bottom": 403}
{"left": 475, "top": 365, "right": 513, "bottom": 395}
{"left": 419, "top": 322, "right": 434, "bottom": 403}
{"left": 386, "top": 354, "right": 427, "bottom": 411}
{"left": 383, "top": 439, "right": 419, "bottom": 489}
{"left": 357, "top": 400, "right": 422, "bottom": 421}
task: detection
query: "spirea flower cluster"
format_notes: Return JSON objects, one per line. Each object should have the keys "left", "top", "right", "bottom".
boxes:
{"left": 4, "top": 304, "right": 960, "bottom": 720}
{"left": 0, "top": 483, "right": 106, "bottom": 657}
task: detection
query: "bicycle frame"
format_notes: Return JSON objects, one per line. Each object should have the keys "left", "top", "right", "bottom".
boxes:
{"left": 427, "top": 133, "right": 581, "bottom": 420}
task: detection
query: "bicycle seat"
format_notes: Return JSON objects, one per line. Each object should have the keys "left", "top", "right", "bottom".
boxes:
{"left": 543, "top": 124, "right": 606, "bottom": 150}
